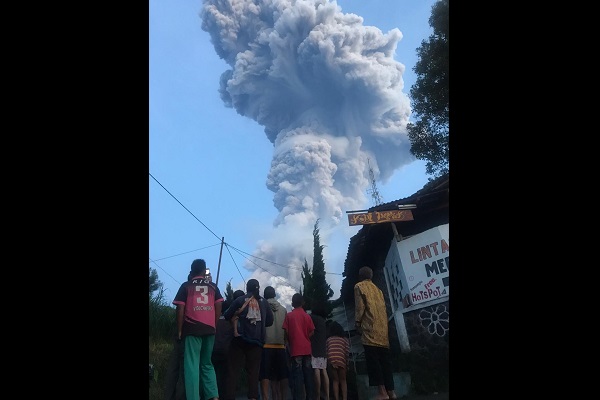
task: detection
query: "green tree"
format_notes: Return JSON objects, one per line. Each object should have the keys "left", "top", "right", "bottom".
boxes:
{"left": 149, "top": 266, "right": 163, "bottom": 295}
{"left": 301, "top": 220, "right": 334, "bottom": 316}
{"left": 407, "top": 0, "right": 449, "bottom": 178}
{"left": 300, "top": 258, "right": 314, "bottom": 310}
{"left": 224, "top": 279, "right": 235, "bottom": 301}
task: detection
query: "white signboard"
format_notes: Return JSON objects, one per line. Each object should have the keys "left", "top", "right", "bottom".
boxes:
{"left": 385, "top": 242, "right": 411, "bottom": 311}
{"left": 398, "top": 224, "right": 449, "bottom": 306}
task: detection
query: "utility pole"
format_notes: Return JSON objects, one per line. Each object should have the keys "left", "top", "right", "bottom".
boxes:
{"left": 216, "top": 237, "right": 224, "bottom": 286}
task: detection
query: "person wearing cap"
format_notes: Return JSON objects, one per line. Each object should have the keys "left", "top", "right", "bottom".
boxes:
{"left": 172, "top": 259, "right": 224, "bottom": 400}
{"left": 222, "top": 279, "right": 274, "bottom": 400}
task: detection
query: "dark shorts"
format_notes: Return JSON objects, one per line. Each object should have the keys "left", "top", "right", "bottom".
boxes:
{"left": 259, "top": 347, "right": 290, "bottom": 381}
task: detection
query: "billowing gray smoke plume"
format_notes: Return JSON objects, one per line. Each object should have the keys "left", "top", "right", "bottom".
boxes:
{"left": 200, "top": 0, "right": 414, "bottom": 308}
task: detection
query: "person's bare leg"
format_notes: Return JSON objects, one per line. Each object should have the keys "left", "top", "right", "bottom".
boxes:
{"left": 314, "top": 368, "right": 321, "bottom": 400}
{"left": 339, "top": 368, "right": 347, "bottom": 400}
{"left": 260, "top": 378, "right": 270, "bottom": 400}
{"left": 330, "top": 368, "right": 340, "bottom": 400}
{"left": 377, "top": 384, "right": 389, "bottom": 399}
{"left": 273, "top": 380, "right": 279, "bottom": 400}
{"left": 387, "top": 389, "right": 398, "bottom": 400}
{"left": 320, "top": 368, "right": 329, "bottom": 400}
{"left": 269, "top": 379, "right": 277, "bottom": 400}
{"left": 278, "top": 378, "right": 288, "bottom": 400}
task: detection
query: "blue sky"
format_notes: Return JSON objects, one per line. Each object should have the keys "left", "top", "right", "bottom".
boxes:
{"left": 149, "top": 0, "right": 438, "bottom": 310}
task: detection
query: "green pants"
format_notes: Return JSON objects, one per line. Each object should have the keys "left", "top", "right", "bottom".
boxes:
{"left": 184, "top": 335, "right": 218, "bottom": 400}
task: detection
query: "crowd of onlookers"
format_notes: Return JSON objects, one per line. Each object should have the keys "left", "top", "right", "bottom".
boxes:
{"left": 164, "top": 259, "right": 397, "bottom": 400}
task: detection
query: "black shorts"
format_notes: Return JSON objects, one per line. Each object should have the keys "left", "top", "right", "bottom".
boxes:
{"left": 259, "top": 347, "right": 290, "bottom": 381}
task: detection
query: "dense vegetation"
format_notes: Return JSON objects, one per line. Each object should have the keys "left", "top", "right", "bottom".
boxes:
{"left": 407, "top": 0, "right": 449, "bottom": 178}
{"left": 300, "top": 220, "right": 334, "bottom": 316}
{"left": 149, "top": 288, "right": 177, "bottom": 400}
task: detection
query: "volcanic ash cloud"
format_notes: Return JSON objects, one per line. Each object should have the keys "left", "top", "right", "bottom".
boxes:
{"left": 201, "top": 0, "right": 414, "bottom": 302}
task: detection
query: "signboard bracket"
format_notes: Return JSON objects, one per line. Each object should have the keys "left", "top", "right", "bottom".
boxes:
{"left": 391, "top": 222, "right": 402, "bottom": 242}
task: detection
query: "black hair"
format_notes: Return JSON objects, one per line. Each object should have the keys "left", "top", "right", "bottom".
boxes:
{"left": 263, "top": 286, "right": 276, "bottom": 299}
{"left": 358, "top": 266, "right": 373, "bottom": 281}
{"left": 328, "top": 321, "right": 344, "bottom": 337}
{"left": 291, "top": 293, "right": 303, "bottom": 308}
{"left": 233, "top": 290, "right": 245, "bottom": 299}
{"left": 246, "top": 279, "right": 261, "bottom": 299}
{"left": 311, "top": 302, "right": 328, "bottom": 318}
{"left": 191, "top": 259, "right": 207, "bottom": 275}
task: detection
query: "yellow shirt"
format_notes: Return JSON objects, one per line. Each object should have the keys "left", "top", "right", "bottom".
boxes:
{"left": 354, "top": 279, "right": 389, "bottom": 348}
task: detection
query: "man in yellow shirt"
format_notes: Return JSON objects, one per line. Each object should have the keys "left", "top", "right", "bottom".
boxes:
{"left": 354, "top": 266, "right": 398, "bottom": 400}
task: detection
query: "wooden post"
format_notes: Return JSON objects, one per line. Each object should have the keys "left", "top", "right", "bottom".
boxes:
{"left": 391, "top": 222, "right": 402, "bottom": 242}
{"left": 216, "top": 237, "right": 224, "bottom": 286}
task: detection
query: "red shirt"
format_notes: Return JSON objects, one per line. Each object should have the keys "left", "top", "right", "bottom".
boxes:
{"left": 282, "top": 307, "right": 314, "bottom": 357}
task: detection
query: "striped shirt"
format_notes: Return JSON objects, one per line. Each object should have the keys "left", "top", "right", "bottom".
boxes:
{"left": 326, "top": 336, "right": 350, "bottom": 368}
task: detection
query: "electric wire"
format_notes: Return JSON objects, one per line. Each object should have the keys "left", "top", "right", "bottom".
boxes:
{"left": 226, "top": 243, "right": 282, "bottom": 282}
{"left": 227, "top": 243, "right": 343, "bottom": 275}
{"left": 149, "top": 258, "right": 182, "bottom": 290}
{"left": 223, "top": 242, "right": 247, "bottom": 286}
{"left": 150, "top": 173, "right": 221, "bottom": 241}
{"left": 150, "top": 172, "right": 342, "bottom": 293}
{"left": 148, "top": 243, "right": 222, "bottom": 263}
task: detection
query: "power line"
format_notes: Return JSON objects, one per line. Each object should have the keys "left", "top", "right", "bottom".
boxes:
{"left": 227, "top": 243, "right": 342, "bottom": 276}
{"left": 227, "top": 243, "right": 304, "bottom": 271}
{"left": 224, "top": 243, "right": 247, "bottom": 286}
{"left": 148, "top": 243, "right": 222, "bottom": 263}
{"left": 149, "top": 173, "right": 222, "bottom": 241}
{"left": 149, "top": 258, "right": 183, "bottom": 291}
{"left": 150, "top": 173, "right": 342, "bottom": 288}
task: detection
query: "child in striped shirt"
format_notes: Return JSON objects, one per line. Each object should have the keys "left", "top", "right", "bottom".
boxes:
{"left": 326, "top": 321, "right": 350, "bottom": 400}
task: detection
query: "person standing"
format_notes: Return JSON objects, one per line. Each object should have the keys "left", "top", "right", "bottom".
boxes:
{"left": 211, "top": 298, "right": 231, "bottom": 399}
{"left": 309, "top": 303, "right": 329, "bottom": 400}
{"left": 354, "top": 266, "right": 398, "bottom": 400}
{"left": 259, "top": 286, "right": 290, "bottom": 400}
{"left": 172, "top": 259, "right": 223, "bottom": 400}
{"left": 326, "top": 321, "right": 350, "bottom": 400}
{"left": 230, "top": 289, "right": 246, "bottom": 338}
{"left": 212, "top": 290, "right": 246, "bottom": 398}
{"left": 222, "top": 279, "right": 274, "bottom": 400}
{"left": 283, "top": 293, "right": 315, "bottom": 400}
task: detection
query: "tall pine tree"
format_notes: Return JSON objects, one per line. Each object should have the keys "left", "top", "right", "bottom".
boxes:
{"left": 301, "top": 219, "right": 334, "bottom": 316}
{"left": 224, "top": 279, "right": 235, "bottom": 302}
{"left": 301, "top": 258, "right": 314, "bottom": 310}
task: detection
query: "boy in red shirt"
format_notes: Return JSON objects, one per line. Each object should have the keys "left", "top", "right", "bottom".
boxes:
{"left": 282, "top": 293, "right": 315, "bottom": 400}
